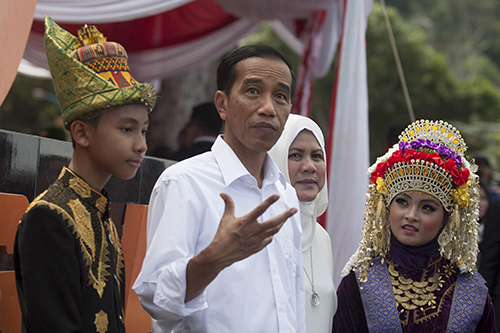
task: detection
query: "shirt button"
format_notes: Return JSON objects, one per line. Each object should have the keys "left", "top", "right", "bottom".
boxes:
{"left": 119, "top": 314, "right": 124, "bottom": 324}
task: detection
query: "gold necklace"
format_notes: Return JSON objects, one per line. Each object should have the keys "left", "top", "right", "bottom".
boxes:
{"left": 303, "top": 246, "right": 320, "bottom": 306}
{"left": 388, "top": 259, "right": 445, "bottom": 312}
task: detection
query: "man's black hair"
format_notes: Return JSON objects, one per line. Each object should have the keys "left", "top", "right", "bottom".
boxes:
{"left": 216, "top": 45, "right": 296, "bottom": 99}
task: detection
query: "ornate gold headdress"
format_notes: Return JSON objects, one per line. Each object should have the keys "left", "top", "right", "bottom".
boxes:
{"left": 342, "top": 120, "right": 480, "bottom": 284}
{"left": 44, "top": 16, "right": 156, "bottom": 129}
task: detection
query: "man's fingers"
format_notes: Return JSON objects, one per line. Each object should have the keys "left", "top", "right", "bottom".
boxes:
{"left": 272, "top": 207, "right": 298, "bottom": 222}
{"left": 259, "top": 207, "right": 298, "bottom": 238}
{"left": 244, "top": 194, "right": 280, "bottom": 221}
{"left": 220, "top": 193, "right": 235, "bottom": 218}
{"left": 260, "top": 235, "right": 274, "bottom": 249}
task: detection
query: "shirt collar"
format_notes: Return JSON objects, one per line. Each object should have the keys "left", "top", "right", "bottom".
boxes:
{"left": 212, "top": 136, "right": 286, "bottom": 188}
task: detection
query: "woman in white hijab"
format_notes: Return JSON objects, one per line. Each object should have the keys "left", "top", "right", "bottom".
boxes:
{"left": 269, "top": 114, "right": 337, "bottom": 333}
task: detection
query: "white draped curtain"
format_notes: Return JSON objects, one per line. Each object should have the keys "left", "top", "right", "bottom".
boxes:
{"left": 23, "top": 0, "right": 342, "bottom": 82}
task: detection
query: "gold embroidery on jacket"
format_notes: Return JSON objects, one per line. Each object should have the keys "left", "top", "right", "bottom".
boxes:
{"left": 28, "top": 168, "right": 124, "bottom": 301}
{"left": 94, "top": 310, "right": 109, "bottom": 333}
{"left": 68, "top": 199, "right": 95, "bottom": 255}
{"left": 96, "top": 196, "right": 107, "bottom": 213}
{"left": 70, "top": 177, "right": 91, "bottom": 198}
{"left": 105, "top": 221, "right": 125, "bottom": 289}
{"left": 33, "top": 200, "right": 112, "bottom": 298}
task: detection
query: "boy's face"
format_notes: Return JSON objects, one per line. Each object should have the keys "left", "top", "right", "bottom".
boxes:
{"left": 86, "top": 104, "right": 149, "bottom": 180}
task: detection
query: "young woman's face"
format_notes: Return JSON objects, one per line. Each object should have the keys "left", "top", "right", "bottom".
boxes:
{"left": 287, "top": 130, "right": 326, "bottom": 202}
{"left": 389, "top": 191, "right": 444, "bottom": 247}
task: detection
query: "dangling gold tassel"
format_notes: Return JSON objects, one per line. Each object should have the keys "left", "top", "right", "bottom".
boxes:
{"left": 372, "top": 194, "right": 387, "bottom": 255}
{"left": 376, "top": 193, "right": 386, "bottom": 223}
{"left": 451, "top": 203, "right": 460, "bottom": 233}
{"left": 448, "top": 203, "right": 461, "bottom": 259}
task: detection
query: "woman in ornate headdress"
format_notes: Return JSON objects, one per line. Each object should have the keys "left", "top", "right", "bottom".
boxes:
{"left": 269, "top": 114, "right": 337, "bottom": 333}
{"left": 333, "top": 119, "right": 497, "bottom": 332}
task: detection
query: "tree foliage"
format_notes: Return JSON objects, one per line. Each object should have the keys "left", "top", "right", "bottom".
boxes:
{"left": 386, "top": 0, "right": 500, "bottom": 81}
{"left": 366, "top": 2, "right": 500, "bottom": 162}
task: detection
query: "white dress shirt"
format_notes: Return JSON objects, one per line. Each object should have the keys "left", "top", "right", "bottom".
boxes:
{"left": 133, "top": 136, "right": 305, "bottom": 333}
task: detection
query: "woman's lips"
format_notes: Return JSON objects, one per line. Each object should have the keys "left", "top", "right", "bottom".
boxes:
{"left": 402, "top": 224, "right": 418, "bottom": 233}
{"left": 298, "top": 180, "right": 316, "bottom": 187}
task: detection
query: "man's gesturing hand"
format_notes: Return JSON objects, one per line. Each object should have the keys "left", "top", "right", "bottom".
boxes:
{"left": 185, "top": 193, "right": 297, "bottom": 302}
{"left": 209, "top": 193, "right": 298, "bottom": 268}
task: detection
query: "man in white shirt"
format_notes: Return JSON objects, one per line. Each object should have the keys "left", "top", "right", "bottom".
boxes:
{"left": 133, "top": 45, "right": 305, "bottom": 332}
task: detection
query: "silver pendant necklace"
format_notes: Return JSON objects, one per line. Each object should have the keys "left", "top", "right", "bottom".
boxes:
{"left": 303, "top": 246, "right": 320, "bottom": 306}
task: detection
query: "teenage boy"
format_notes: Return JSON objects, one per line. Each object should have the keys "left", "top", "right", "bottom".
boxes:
{"left": 14, "top": 16, "right": 156, "bottom": 333}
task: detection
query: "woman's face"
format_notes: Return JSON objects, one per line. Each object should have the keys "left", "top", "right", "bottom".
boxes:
{"left": 287, "top": 130, "right": 326, "bottom": 202}
{"left": 389, "top": 191, "right": 445, "bottom": 247}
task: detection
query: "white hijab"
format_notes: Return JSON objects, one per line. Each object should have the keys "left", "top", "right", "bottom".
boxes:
{"left": 268, "top": 114, "right": 328, "bottom": 250}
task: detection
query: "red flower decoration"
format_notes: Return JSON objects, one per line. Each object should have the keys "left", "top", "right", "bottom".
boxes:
{"left": 370, "top": 162, "right": 388, "bottom": 183}
{"left": 451, "top": 167, "right": 470, "bottom": 186}
{"left": 386, "top": 150, "right": 404, "bottom": 165}
{"left": 370, "top": 148, "right": 469, "bottom": 186}
{"left": 443, "top": 158, "right": 457, "bottom": 173}
{"left": 406, "top": 149, "right": 421, "bottom": 161}
{"left": 419, "top": 151, "right": 443, "bottom": 166}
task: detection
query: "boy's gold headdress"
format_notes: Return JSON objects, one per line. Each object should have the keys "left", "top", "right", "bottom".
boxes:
{"left": 44, "top": 16, "right": 156, "bottom": 129}
{"left": 342, "top": 120, "right": 480, "bottom": 284}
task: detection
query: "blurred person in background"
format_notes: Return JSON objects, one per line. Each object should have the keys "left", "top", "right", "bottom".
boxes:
{"left": 476, "top": 156, "right": 500, "bottom": 201}
{"left": 478, "top": 182, "right": 500, "bottom": 332}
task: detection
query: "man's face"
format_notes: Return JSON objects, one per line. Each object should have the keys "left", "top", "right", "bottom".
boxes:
{"left": 216, "top": 57, "right": 293, "bottom": 157}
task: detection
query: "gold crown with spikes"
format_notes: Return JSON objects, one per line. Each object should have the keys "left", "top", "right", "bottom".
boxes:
{"left": 399, "top": 120, "right": 467, "bottom": 157}
{"left": 73, "top": 24, "right": 107, "bottom": 48}
{"left": 44, "top": 16, "right": 156, "bottom": 129}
